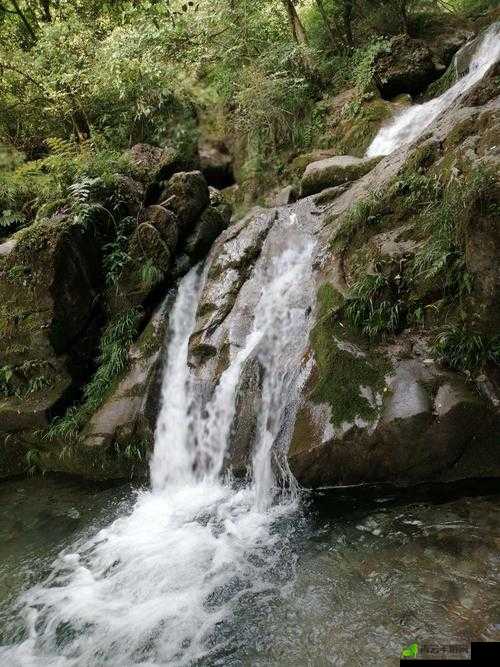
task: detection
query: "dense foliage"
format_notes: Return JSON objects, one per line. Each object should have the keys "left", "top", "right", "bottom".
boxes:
{"left": 1, "top": 0, "right": 494, "bottom": 210}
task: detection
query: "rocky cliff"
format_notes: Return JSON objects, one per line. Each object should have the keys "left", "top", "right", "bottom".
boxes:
{"left": 1, "top": 21, "right": 499, "bottom": 487}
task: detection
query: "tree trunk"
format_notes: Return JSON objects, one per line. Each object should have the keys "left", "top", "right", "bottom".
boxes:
{"left": 343, "top": 0, "right": 354, "bottom": 46}
{"left": 281, "top": 0, "right": 314, "bottom": 69}
{"left": 39, "top": 0, "right": 52, "bottom": 22}
{"left": 314, "top": 0, "right": 337, "bottom": 50}
{"left": 281, "top": 0, "right": 308, "bottom": 48}
{"left": 399, "top": 1, "right": 411, "bottom": 36}
{"left": 10, "top": 0, "right": 37, "bottom": 41}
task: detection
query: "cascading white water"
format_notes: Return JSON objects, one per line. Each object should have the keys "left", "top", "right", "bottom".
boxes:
{"left": 367, "top": 23, "right": 500, "bottom": 157}
{"left": 1, "top": 213, "right": 315, "bottom": 666}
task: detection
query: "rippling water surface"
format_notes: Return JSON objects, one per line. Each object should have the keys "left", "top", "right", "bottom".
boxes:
{"left": 1, "top": 476, "right": 499, "bottom": 666}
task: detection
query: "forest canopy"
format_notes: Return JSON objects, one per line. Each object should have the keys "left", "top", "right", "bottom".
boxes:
{"left": 0, "top": 0, "right": 496, "bottom": 219}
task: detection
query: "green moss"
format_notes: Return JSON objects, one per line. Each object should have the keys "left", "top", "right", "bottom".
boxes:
{"left": 335, "top": 99, "right": 392, "bottom": 157}
{"left": 310, "top": 283, "right": 389, "bottom": 428}
{"left": 330, "top": 192, "right": 386, "bottom": 252}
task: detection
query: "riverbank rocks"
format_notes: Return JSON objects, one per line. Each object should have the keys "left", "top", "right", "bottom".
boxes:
{"left": 300, "top": 155, "right": 382, "bottom": 197}
{"left": 159, "top": 171, "right": 210, "bottom": 232}
{"left": 0, "top": 144, "right": 232, "bottom": 480}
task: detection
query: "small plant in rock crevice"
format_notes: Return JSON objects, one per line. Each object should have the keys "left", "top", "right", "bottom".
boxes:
{"left": 45, "top": 307, "right": 142, "bottom": 441}
{"left": 344, "top": 270, "right": 407, "bottom": 338}
{"left": 139, "top": 259, "right": 165, "bottom": 290}
{"left": 433, "top": 324, "right": 500, "bottom": 373}
{"left": 104, "top": 218, "right": 134, "bottom": 288}
{"left": 25, "top": 448, "right": 44, "bottom": 476}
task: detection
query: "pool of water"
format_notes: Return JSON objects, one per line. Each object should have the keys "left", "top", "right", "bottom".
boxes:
{"left": 0, "top": 476, "right": 499, "bottom": 665}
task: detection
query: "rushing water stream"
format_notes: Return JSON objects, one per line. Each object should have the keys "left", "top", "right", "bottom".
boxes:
{"left": 1, "top": 477, "right": 499, "bottom": 665}
{"left": 0, "top": 213, "right": 318, "bottom": 665}
{"left": 367, "top": 22, "right": 500, "bottom": 157}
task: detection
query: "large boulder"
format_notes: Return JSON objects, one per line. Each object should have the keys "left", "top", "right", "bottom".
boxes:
{"left": 129, "top": 143, "right": 199, "bottom": 184}
{"left": 288, "top": 289, "right": 498, "bottom": 486}
{"left": 0, "top": 216, "right": 104, "bottom": 477}
{"left": 184, "top": 206, "right": 229, "bottom": 263}
{"left": 373, "top": 34, "right": 444, "bottom": 99}
{"left": 138, "top": 205, "right": 179, "bottom": 252}
{"left": 159, "top": 171, "right": 210, "bottom": 234}
{"left": 300, "top": 155, "right": 381, "bottom": 197}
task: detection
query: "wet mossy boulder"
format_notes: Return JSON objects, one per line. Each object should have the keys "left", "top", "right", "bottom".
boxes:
{"left": 184, "top": 205, "right": 229, "bottom": 263}
{"left": 301, "top": 155, "right": 382, "bottom": 197}
{"left": 373, "top": 34, "right": 443, "bottom": 99}
{"left": 158, "top": 171, "right": 210, "bottom": 233}
{"left": 139, "top": 205, "right": 179, "bottom": 252}
{"left": 288, "top": 284, "right": 497, "bottom": 487}
{"left": 0, "top": 216, "right": 105, "bottom": 477}
{"left": 129, "top": 143, "right": 199, "bottom": 185}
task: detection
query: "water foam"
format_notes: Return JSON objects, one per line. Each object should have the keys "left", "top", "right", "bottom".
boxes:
{"left": 1, "top": 212, "right": 315, "bottom": 665}
{"left": 367, "top": 23, "right": 500, "bottom": 157}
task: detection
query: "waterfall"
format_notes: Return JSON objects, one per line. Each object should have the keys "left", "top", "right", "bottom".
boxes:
{"left": 367, "top": 22, "right": 500, "bottom": 157}
{"left": 1, "top": 212, "right": 315, "bottom": 666}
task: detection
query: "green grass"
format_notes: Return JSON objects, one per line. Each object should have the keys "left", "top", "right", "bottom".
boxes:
{"left": 139, "top": 259, "right": 165, "bottom": 290}
{"left": 408, "top": 167, "right": 495, "bottom": 298}
{"left": 344, "top": 272, "right": 406, "bottom": 339}
{"left": 434, "top": 324, "right": 500, "bottom": 372}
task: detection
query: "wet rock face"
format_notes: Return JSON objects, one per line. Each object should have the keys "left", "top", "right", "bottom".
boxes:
{"left": 0, "top": 217, "right": 104, "bottom": 477}
{"left": 188, "top": 208, "right": 275, "bottom": 366}
{"left": 82, "top": 301, "right": 169, "bottom": 453}
{"left": 0, "top": 143, "right": 232, "bottom": 479}
{"left": 286, "top": 59, "right": 500, "bottom": 486}
{"left": 288, "top": 317, "right": 496, "bottom": 487}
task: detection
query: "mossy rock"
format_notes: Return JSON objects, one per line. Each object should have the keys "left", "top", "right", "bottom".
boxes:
{"left": 308, "top": 283, "right": 389, "bottom": 429}
{"left": 301, "top": 155, "right": 382, "bottom": 198}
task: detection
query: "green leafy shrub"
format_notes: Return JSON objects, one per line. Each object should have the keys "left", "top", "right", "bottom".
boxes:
{"left": 0, "top": 137, "right": 132, "bottom": 231}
